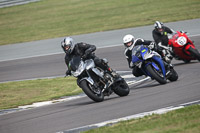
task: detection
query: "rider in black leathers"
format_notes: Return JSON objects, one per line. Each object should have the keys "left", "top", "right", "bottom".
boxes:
{"left": 152, "top": 21, "right": 174, "bottom": 46}
{"left": 61, "top": 37, "right": 116, "bottom": 77}
{"left": 152, "top": 21, "right": 174, "bottom": 63}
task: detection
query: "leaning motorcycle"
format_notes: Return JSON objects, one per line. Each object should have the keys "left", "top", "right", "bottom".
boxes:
{"left": 132, "top": 45, "right": 178, "bottom": 84}
{"left": 168, "top": 31, "right": 200, "bottom": 63}
{"left": 68, "top": 55, "right": 130, "bottom": 102}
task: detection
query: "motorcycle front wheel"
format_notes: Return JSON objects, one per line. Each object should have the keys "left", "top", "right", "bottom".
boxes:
{"left": 146, "top": 65, "right": 167, "bottom": 84}
{"left": 79, "top": 80, "right": 104, "bottom": 102}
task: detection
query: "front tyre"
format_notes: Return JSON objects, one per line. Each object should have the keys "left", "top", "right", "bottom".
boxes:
{"left": 113, "top": 78, "right": 130, "bottom": 96}
{"left": 146, "top": 65, "right": 167, "bottom": 84}
{"left": 79, "top": 80, "right": 104, "bottom": 102}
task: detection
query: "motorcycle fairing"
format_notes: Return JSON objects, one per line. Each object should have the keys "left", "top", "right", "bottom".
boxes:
{"left": 85, "top": 59, "right": 95, "bottom": 70}
{"left": 132, "top": 45, "right": 166, "bottom": 78}
{"left": 168, "top": 31, "right": 197, "bottom": 61}
{"left": 143, "top": 56, "right": 166, "bottom": 78}
{"left": 140, "top": 45, "right": 165, "bottom": 77}
{"left": 92, "top": 68, "right": 104, "bottom": 79}
{"left": 151, "top": 62, "right": 160, "bottom": 71}
{"left": 132, "top": 55, "right": 142, "bottom": 64}
{"left": 69, "top": 56, "right": 82, "bottom": 71}
{"left": 152, "top": 56, "right": 166, "bottom": 77}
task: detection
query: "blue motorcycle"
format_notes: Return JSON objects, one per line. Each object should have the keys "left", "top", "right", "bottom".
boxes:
{"left": 132, "top": 45, "right": 178, "bottom": 84}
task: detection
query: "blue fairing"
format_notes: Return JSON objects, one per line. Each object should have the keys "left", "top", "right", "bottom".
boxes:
{"left": 141, "top": 47, "right": 148, "bottom": 59}
{"left": 131, "top": 45, "right": 166, "bottom": 78}
{"left": 152, "top": 62, "right": 160, "bottom": 71}
{"left": 152, "top": 56, "right": 166, "bottom": 77}
{"left": 132, "top": 45, "right": 146, "bottom": 63}
{"left": 132, "top": 55, "right": 141, "bottom": 63}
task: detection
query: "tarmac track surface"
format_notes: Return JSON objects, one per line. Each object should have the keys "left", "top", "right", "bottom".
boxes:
{"left": 0, "top": 36, "right": 200, "bottom": 133}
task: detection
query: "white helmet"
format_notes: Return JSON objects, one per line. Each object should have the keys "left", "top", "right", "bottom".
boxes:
{"left": 123, "top": 34, "right": 135, "bottom": 50}
{"left": 61, "top": 37, "right": 75, "bottom": 54}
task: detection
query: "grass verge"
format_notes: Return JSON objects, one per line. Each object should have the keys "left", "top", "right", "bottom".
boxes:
{"left": 0, "top": 0, "right": 200, "bottom": 45}
{"left": 0, "top": 77, "right": 82, "bottom": 110}
{"left": 85, "top": 105, "right": 200, "bottom": 133}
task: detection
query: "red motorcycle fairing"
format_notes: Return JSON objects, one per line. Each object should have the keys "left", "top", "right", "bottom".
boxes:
{"left": 168, "top": 31, "right": 197, "bottom": 61}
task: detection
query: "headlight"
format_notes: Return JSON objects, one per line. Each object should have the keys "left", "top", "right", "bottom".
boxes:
{"left": 177, "top": 36, "right": 187, "bottom": 46}
{"left": 71, "top": 61, "right": 85, "bottom": 77}
{"left": 143, "top": 52, "right": 149, "bottom": 60}
{"left": 143, "top": 50, "right": 158, "bottom": 60}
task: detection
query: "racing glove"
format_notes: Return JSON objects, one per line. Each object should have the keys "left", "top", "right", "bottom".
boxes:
{"left": 148, "top": 42, "right": 155, "bottom": 50}
{"left": 82, "top": 49, "right": 92, "bottom": 59}
{"left": 129, "top": 62, "right": 134, "bottom": 69}
{"left": 65, "top": 70, "right": 71, "bottom": 77}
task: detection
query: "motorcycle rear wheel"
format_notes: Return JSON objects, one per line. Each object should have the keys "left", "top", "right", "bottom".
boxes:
{"left": 113, "top": 78, "right": 130, "bottom": 97}
{"left": 183, "top": 60, "right": 191, "bottom": 63}
{"left": 187, "top": 47, "right": 200, "bottom": 61}
{"left": 146, "top": 65, "right": 167, "bottom": 84}
{"left": 168, "top": 69, "right": 178, "bottom": 82}
{"left": 79, "top": 80, "right": 104, "bottom": 102}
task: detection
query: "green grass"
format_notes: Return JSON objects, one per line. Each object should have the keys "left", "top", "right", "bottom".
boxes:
{"left": 0, "top": 0, "right": 200, "bottom": 45}
{"left": 85, "top": 105, "right": 200, "bottom": 133}
{"left": 0, "top": 77, "right": 82, "bottom": 110}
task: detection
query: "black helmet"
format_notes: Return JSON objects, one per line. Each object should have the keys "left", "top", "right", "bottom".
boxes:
{"left": 61, "top": 37, "right": 75, "bottom": 54}
{"left": 154, "top": 21, "right": 164, "bottom": 35}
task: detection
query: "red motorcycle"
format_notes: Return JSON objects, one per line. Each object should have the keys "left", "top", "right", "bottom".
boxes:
{"left": 168, "top": 31, "right": 200, "bottom": 63}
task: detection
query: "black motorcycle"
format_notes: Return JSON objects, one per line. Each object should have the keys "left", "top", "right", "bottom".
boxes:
{"left": 68, "top": 56, "right": 130, "bottom": 102}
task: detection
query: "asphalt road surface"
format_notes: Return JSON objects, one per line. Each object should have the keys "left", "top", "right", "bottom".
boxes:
{"left": 0, "top": 35, "right": 200, "bottom": 133}
{"left": 0, "top": 19, "right": 200, "bottom": 133}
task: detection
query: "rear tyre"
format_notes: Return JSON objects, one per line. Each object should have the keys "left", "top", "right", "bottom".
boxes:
{"left": 168, "top": 69, "right": 178, "bottom": 82}
{"left": 188, "top": 47, "right": 200, "bottom": 61}
{"left": 146, "top": 65, "right": 167, "bottom": 84}
{"left": 113, "top": 78, "right": 130, "bottom": 97}
{"left": 183, "top": 60, "right": 191, "bottom": 63}
{"left": 79, "top": 80, "right": 104, "bottom": 102}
